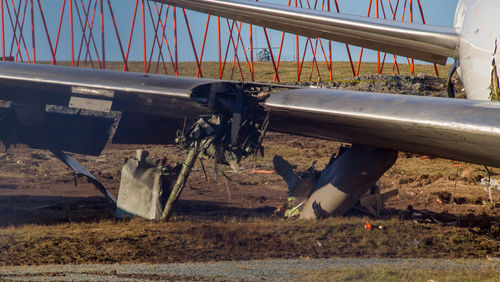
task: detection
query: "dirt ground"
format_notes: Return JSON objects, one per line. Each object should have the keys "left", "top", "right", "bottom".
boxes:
{"left": 0, "top": 74, "right": 499, "bottom": 265}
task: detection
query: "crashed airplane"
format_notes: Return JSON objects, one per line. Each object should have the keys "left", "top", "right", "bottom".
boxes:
{"left": 0, "top": 0, "right": 499, "bottom": 219}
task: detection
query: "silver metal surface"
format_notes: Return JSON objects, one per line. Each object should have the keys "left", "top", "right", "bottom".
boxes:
{"left": 454, "top": 0, "right": 500, "bottom": 100}
{"left": 157, "top": 0, "right": 460, "bottom": 64}
{"left": 266, "top": 88, "right": 500, "bottom": 168}
{"left": 0, "top": 61, "right": 224, "bottom": 119}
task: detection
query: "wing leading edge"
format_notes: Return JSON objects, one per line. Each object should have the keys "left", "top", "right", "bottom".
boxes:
{"left": 156, "top": 0, "right": 460, "bottom": 64}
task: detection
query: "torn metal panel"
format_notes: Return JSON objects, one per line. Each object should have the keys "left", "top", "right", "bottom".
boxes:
{"left": 0, "top": 107, "right": 113, "bottom": 156}
{"left": 273, "top": 155, "right": 300, "bottom": 192}
{"left": 69, "top": 86, "right": 114, "bottom": 112}
{"left": 51, "top": 149, "right": 116, "bottom": 203}
{"left": 0, "top": 61, "right": 278, "bottom": 121}
{"left": 117, "top": 150, "right": 176, "bottom": 220}
{"left": 112, "top": 113, "right": 182, "bottom": 145}
{"left": 159, "top": 83, "right": 275, "bottom": 219}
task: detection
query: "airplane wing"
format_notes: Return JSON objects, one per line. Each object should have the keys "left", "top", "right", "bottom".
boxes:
{"left": 266, "top": 88, "right": 500, "bottom": 168}
{"left": 0, "top": 61, "right": 500, "bottom": 168}
{"left": 0, "top": 61, "right": 275, "bottom": 154}
{"left": 156, "top": 0, "right": 460, "bottom": 64}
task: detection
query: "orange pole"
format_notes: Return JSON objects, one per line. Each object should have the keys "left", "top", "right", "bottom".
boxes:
{"left": 356, "top": 0, "right": 373, "bottom": 76}
{"left": 376, "top": 0, "right": 380, "bottom": 74}
{"left": 295, "top": 0, "right": 300, "bottom": 81}
{"left": 218, "top": 16, "right": 221, "bottom": 79}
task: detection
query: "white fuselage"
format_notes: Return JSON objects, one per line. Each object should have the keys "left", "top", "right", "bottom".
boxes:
{"left": 455, "top": 0, "right": 500, "bottom": 100}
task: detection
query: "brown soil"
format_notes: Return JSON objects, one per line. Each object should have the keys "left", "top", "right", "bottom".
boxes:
{"left": 0, "top": 133, "right": 499, "bottom": 265}
{"left": 0, "top": 75, "right": 499, "bottom": 265}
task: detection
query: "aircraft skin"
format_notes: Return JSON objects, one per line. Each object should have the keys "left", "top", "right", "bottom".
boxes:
{"left": 455, "top": 0, "right": 500, "bottom": 100}
{"left": 158, "top": 0, "right": 500, "bottom": 102}
{"left": 135, "top": 0, "right": 500, "bottom": 168}
{"left": 0, "top": 0, "right": 499, "bottom": 217}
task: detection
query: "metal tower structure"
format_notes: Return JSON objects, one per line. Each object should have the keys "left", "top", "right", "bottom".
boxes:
{"left": 0, "top": 0, "right": 438, "bottom": 82}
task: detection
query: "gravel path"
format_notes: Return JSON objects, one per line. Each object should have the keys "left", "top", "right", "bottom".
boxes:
{"left": 1, "top": 258, "right": 499, "bottom": 281}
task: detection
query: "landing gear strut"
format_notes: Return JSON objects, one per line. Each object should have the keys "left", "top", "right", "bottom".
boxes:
{"left": 301, "top": 145, "right": 397, "bottom": 219}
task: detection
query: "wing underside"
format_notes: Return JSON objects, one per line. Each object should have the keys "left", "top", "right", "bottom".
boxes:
{"left": 0, "top": 62, "right": 242, "bottom": 154}
{"left": 156, "top": 0, "right": 460, "bottom": 64}
{"left": 265, "top": 88, "right": 500, "bottom": 168}
{"left": 0, "top": 62, "right": 499, "bottom": 167}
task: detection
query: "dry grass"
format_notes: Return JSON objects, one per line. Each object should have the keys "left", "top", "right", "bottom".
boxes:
{"left": 0, "top": 217, "right": 498, "bottom": 266}
{"left": 296, "top": 266, "right": 500, "bottom": 281}
{"left": 54, "top": 60, "right": 451, "bottom": 83}
{"left": 0, "top": 136, "right": 498, "bottom": 266}
{"left": 1, "top": 62, "right": 498, "bottom": 267}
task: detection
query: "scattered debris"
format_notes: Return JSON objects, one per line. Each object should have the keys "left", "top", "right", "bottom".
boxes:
{"left": 469, "top": 228, "right": 500, "bottom": 243}
{"left": 297, "top": 74, "right": 465, "bottom": 98}
{"left": 161, "top": 84, "right": 269, "bottom": 220}
{"left": 481, "top": 177, "right": 500, "bottom": 191}
{"left": 51, "top": 149, "right": 116, "bottom": 203}
{"left": 419, "top": 155, "right": 434, "bottom": 160}
{"left": 116, "top": 150, "right": 178, "bottom": 220}
{"left": 412, "top": 240, "right": 421, "bottom": 248}
{"left": 284, "top": 197, "right": 306, "bottom": 218}
{"left": 252, "top": 169, "right": 275, "bottom": 174}
{"left": 359, "top": 188, "right": 399, "bottom": 216}
{"left": 275, "top": 150, "right": 398, "bottom": 219}
{"left": 432, "top": 191, "right": 467, "bottom": 205}
{"left": 274, "top": 155, "right": 319, "bottom": 218}
{"left": 404, "top": 205, "right": 458, "bottom": 226}
{"left": 365, "top": 220, "right": 373, "bottom": 230}
{"left": 364, "top": 220, "right": 384, "bottom": 230}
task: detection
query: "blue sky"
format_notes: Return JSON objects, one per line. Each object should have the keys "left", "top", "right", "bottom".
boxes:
{"left": 5, "top": 0, "right": 458, "bottom": 63}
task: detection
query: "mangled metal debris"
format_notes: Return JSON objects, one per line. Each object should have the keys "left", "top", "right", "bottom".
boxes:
{"left": 116, "top": 83, "right": 271, "bottom": 220}
{"left": 117, "top": 80, "right": 402, "bottom": 220}
{"left": 481, "top": 177, "right": 500, "bottom": 191}
{"left": 160, "top": 84, "right": 269, "bottom": 219}
{"left": 116, "top": 150, "right": 178, "bottom": 220}
{"left": 52, "top": 149, "right": 116, "bottom": 204}
{"left": 274, "top": 145, "right": 398, "bottom": 219}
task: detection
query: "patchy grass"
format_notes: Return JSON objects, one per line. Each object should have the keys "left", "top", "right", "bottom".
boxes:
{"left": 0, "top": 64, "right": 497, "bottom": 266}
{"left": 0, "top": 217, "right": 498, "bottom": 265}
{"left": 296, "top": 266, "right": 500, "bottom": 281}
